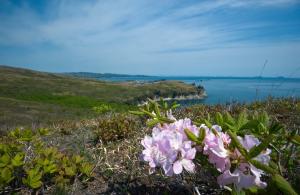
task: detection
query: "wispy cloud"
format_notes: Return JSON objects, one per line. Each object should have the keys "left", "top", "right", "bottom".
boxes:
{"left": 0, "top": 0, "right": 299, "bottom": 76}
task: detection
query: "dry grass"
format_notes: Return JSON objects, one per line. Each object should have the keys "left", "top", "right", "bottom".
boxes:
{"left": 2, "top": 98, "right": 299, "bottom": 194}
{"left": 39, "top": 112, "right": 225, "bottom": 194}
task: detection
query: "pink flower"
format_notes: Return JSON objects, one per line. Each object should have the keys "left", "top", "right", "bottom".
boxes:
{"left": 141, "top": 120, "right": 272, "bottom": 192}
{"left": 217, "top": 135, "right": 271, "bottom": 190}
{"left": 238, "top": 134, "right": 260, "bottom": 151}
{"left": 217, "top": 163, "right": 267, "bottom": 191}
{"left": 141, "top": 118, "right": 197, "bottom": 176}
{"left": 167, "top": 118, "right": 200, "bottom": 141}
{"left": 141, "top": 135, "right": 168, "bottom": 169}
{"left": 237, "top": 134, "right": 271, "bottom": 165}
{"left": 173, "top": 143, "right": 196, "bottom": 174}
{"left": 203, "top": 125, "right": 231, "bottom": 172}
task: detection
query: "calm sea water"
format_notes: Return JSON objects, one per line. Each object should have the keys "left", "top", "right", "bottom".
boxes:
{"left": 101, "top": 76, "right": 300, "bottom": 105}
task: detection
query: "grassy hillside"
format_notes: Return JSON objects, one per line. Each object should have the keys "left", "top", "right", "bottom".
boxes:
{"left": 0, "top": 65, "right": 204, "bottom": 128}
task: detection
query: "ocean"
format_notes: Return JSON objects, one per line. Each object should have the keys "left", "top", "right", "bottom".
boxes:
{"left": 99, "top": 76, "right": 300, "bottom": 105}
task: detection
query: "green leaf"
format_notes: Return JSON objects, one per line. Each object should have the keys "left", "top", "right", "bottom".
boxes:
{"left": 231, "top": 188, "right": 246, "bottom": 195}
{"left": 140, "top": 109, "right": 156, "bottom": 118}
{"left": 272, "top": 174, "right": 297, "bottom": 195}
{"left": 184, "top": 128, "right": 201, "bottom": 144}
{"left": 192, "top": 121, "right": 201, "bottom": 126}
{"left": 129, "top": 111, "right": 145, "bottom": 116}
{"left": 65, "top": 166, "right": 76, "bottom": 176}
{"left": 145, "top": 103, "right": 150, "bottom": 111}
{"left": 258, "top": 111, "right": 269, "bottom": 125}
{"left": 204, "top": 119, "right": 212, "bottom": 128}
{"left": 225, "top": 122, "right": 237, "bottom": 132}
{"left": 227, "top": 130, "right": 248, "bottom": 158}
{"left": 9, "top": 128, "right": 21, "bottom": 139}
{"left": 54, "top": 175, "right": 70, "bottom": 187}
{"left": 258, "top": 122, "right": 267, "bottom": 133}
{"left": 198, "top": 127, "right": 206, "bottom": 144}
{"left": 11, "top": 153, "right": 24, "bottom": 167}
{"left": 0, "top": 154, "right": 10, "bottom": 168}
{"left": 237, "top": 112, "right": 248, "bottom": 130}
{"left": 224, "top": 112, "right": 235, "bottom": 126}
{"left": 43, "top": 147, "right": 58, "bottom": 158}
{"left": 9, "top": 128, "right": 34, "bottom": 141}
{"left": 269, "top": 161, "right": 279, "bottom": 170}
{"left": 290, "top": 135, "right": 300, "bottom": 145}
{"left": 239, "top": 120, "right": 260, "bottom": 132}
{"left": 22, "top": 176, "right": 43, "bottom": 189}
{"left": 73, "top": 155, "right": 84, "bottom": 164}
{"left": 249, "top": 159, "right": 277, "bottom": 175}
{"left": 43, "top": 161, "right": 57, "bottom": 174}
{"left": 159, "top": 117, "right": 175, "bottom": 123}
{"left": 269, "top": 123, "right": 283, "bottom": 134}
{"left": 246, "top": 186, "right": 258, "bottom": 194}
{"left": 153, "top": 101, "right": 161, "bottom": 117}
{"left": 171, "top": 102, "right": 180, "bottom": 109}
{"left": 24, "top": 168, "right": 43, "bottom": 189}
{"left": 162, "top": 100, "right": 168, "bottom": 109}
{"left": 1, "top": 167, "right": 14, "bottom": 184}
{"left": 80, "top": 162, "right": 93, "bottom": 177}
{"left": 45, "top": 164, "right": 57, "bottom": 174}
{"left": 38, "top": 128, "right": 50, "bottom": 136}
{"left": 146, "top": 119, "right": 161, "bottom": 127}
{"left": 248, "top": 135, "right": 273, "bottom": 158}
{"left": 215, "top": 112, "right": 224, "bottom": 126}
{"left": 0, "top": 144, "right": 7, "bottom": 153}
{"left": 19, "top": 129, "right": 34, "bottom": 141}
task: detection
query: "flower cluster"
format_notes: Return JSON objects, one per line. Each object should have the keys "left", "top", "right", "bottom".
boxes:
{"left": 203, "top": 124, "right": 231, "bottom": 172}
{"left": 141, "top": 118, "right": 198, "bottom": 176}
{"left": 204, "top": 127, "right": 271, "bottom": 191}
{"left": 141, "top": 116, "right": 272, "bottom": 191}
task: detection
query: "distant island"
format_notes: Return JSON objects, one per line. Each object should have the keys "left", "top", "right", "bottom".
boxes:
{"left": 64, "top": 72, "right": 152, "bottom": 79}
{"left": 64, "top": 72, "right": 300, "bottom": 81}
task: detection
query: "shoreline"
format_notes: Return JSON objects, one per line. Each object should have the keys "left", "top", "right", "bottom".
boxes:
{"left": 137, "top": 92, "right": 208, "bottom": 106}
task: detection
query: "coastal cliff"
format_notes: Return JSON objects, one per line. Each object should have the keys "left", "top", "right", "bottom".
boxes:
{"left": 136, "top": 83, "right": 207, "bottom": 105}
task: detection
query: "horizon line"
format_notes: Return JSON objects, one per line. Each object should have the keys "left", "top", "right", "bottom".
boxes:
{"left": 1, "top": 64, "right": 300, "bottom": 79}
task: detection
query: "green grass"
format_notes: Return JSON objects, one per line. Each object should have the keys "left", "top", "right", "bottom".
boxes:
{"left": 0, "top": 65, "right": 204, "bottom": 129}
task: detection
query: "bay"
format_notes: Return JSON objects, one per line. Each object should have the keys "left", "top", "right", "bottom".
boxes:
{"left": 97, "top": 76, "right": 300, "bottom": 105}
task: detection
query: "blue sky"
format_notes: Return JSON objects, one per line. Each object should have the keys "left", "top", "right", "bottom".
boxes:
{"left": 0, "top": 0, "right": 300, "bottom": 77}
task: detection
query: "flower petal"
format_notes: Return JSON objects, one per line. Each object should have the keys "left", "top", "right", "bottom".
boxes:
{"left": 212, "top": 125, "right": 222, "bottom": 132}
{"left": 182, "top": 159, "right": 195, "bottom": 173}
{"left": 185, "top": 148, "right": 196, "bottom": 160}
{"left": 217, "top": 170, "right": 239, "bottom": 187}
{"left": 141, "top": 136, "right": 153, "bottom": 148}
{"left": 173, "top": 160, "right": 183, "bottom": 174}
{"left": 163, "top": 162, "right": 174, "bottom": 176}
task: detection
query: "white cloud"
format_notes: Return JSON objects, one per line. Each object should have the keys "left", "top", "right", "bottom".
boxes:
{"left": 0, "top": 0, "right": 299, "bottom": 76}
{"left": 217, "top": 0, "right": 299, "bottom": 7}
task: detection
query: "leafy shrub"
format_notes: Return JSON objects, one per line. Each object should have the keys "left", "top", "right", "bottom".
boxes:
{"left": 52, "top": 120, "right": 81, "bottom": 135}
{"left": 0, "top": 128, "right": 94, "bottom": 193}
{"left": 132, "top": 99, "right": 300, "bottom": 195}
{"left": 93, "top": 113, "right": 142, "bottom": 143}
{"left": 92, "top": 104, "right": 112, "bottom": 114}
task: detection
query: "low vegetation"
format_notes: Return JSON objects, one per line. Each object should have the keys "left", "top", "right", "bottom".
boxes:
{"left": 92, "top": 113, "right": 142, "bottom": 143}
{"left": 1, "top": 97, "right": 298, "bottom": 194}
{"left": 0, "top": 128, "right": 93, "bottom": 194}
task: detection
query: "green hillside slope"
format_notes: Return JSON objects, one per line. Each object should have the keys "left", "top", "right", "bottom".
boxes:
{"left": 0, "top": 65, "right": 205, "bottom": 128}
